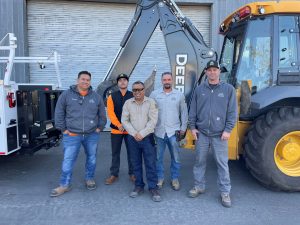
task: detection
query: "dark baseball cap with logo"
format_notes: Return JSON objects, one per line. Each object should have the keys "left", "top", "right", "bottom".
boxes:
{"left": 116, "top": 73, "right": 129, "bottom": 82}
{"left": 206, "top": 60, "right": 220, "bottom": 69}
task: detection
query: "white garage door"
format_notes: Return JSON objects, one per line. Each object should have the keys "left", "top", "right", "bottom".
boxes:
{"left": 27, "top": 0, "right": 211, "bottom": 90}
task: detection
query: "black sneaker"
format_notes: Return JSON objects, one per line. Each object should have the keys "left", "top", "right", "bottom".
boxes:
{"left": 221, "top": 193, "right": 232, "bottom": 208}
{"left": 86, "top": 179, "right": 97, "bottom": 190}
{"left": 129, "top": 187, "right": 144, "bottom": 198}
{"left": 150, "top": 189, "right": 162, "bottom": 202}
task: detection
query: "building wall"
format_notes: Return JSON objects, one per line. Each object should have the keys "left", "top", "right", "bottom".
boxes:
{"left": 26, "top": 1, "right": 211, "bottom": 89}
{"left": 82, "top": 0, "right": 269, "bottom": 51}
{"left": 0, "top": 0, "right": 269, "bottom": 83}
{"left": 0, "top": 0, "right": 28, "bottom": 82}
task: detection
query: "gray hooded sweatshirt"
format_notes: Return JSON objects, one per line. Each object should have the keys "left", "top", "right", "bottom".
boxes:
{"left": 189, "top": 80, "right": 237, "bottom": 137}
{"left": 55, "top": 85, "right": 107, "bottom": 134}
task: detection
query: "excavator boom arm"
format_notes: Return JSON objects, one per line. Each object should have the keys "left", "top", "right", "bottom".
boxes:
{"left": 97, "top": 0, "right": 215, "bottom": 105}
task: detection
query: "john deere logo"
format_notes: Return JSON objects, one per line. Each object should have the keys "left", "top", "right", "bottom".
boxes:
{"left": 175, "top": 54, "right": 188, "bottom": 93}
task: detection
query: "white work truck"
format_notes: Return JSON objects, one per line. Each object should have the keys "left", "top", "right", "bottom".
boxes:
{"left": 0, "top": 33, "right": 62, "bottom": 156}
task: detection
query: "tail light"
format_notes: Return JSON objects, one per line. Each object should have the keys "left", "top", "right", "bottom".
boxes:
{"left": 7, "top": 92, "right": 16, "bottom": 108}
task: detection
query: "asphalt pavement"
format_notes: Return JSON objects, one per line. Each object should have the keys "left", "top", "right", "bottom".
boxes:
{"left": 0, "top": 132, "right": 300, "bottom": 225}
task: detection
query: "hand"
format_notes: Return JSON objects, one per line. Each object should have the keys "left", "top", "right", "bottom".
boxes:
{"left": 134, "top": 133, "right": 143, "bottom": 141}
{"left": 118, "top": 125, "right": 125, "bottom": 132}
{"left": 191, "top": 129, "right": 199, "bottom": 140}
{"left": 177, "top": 130, "right": 186, "bottom": 141}
{"left": 63, "top": 130, "right": 70, "bottom": 134}
{"left": 221, "top": 131, "right": 231, "bottom": 140}
{"left": 96, "top": 128, "right": 101, "bottom": 133}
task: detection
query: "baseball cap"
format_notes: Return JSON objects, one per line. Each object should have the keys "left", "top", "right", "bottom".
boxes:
{"left": 206, "top": 60, "right": 220, "bottom": 69}
{"left": 116, "top": 73, "right": 129, "bottom": 82}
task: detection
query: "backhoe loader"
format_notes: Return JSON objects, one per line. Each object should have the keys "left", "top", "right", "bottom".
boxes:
{"left": 97, "top": 0, "right": 300, "bottom": 191}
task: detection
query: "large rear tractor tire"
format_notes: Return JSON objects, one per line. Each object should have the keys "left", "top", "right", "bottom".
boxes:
{"left": 244, "top": 107, "right": 300, "bottom": 191}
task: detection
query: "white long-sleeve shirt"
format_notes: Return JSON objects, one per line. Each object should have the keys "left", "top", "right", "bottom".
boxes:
{"left": 150, "top": 88, "right": 188, "bottom": 138}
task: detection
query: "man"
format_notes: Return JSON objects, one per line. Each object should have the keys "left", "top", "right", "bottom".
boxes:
{"left": 51, "top": 71, "right": 107, "bottom": 197}
{"left": 105, "top": 73, "right": 134, "bottom": 185}
{"left": 188, "top": 60, "right": 237, "bottom": 208}
{"left": 150, "top": 72, "right": 188, "bottom": 191}
{"left": 121, "top": 81, "right": 160, "bottom": 202}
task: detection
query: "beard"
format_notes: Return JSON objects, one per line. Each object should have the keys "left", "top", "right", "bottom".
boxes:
{"left": 163, "top": 84, "right": 172, "bottom": 89}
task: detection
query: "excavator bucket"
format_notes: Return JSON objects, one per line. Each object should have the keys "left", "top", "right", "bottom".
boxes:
{"left": 144, "top": 68, "right": 156, "bottom": 97}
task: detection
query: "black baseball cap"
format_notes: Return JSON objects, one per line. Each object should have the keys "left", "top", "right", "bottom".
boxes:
{"left": 206, "top": 60, "right": 220, "bottom": 69}
{"left": 116, "top": 73, "right": 129, "bottom": 82}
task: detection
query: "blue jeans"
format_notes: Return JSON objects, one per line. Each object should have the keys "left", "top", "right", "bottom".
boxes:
{"left": 193, "top": 133, "right": 231, "bottom": 194}
{"left": 60, "top": 132, "right": 100, "bottom": 187}
{"left": 156, "top": 134, "right": 181, "bottom": 180}
{"left": 127, "top": 134, "right": 157, "bottom": 190}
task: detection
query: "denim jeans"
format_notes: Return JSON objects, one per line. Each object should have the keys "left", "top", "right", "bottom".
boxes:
{"left": 193, "top": 133, "right": 231, "bottom": 194}
{"left": 127, "top": 134, "right": 157, "bottom": 190}
{"left": 60, "top": 132, "right": 100, "bottom": 187}
{"left": 156, "top": 134, "right": 181, "bottom": 180}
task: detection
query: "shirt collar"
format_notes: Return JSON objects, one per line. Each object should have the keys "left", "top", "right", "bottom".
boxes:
{"left": 132, "top": 96, "right": 149, "bottom": 104}
{"left": 160, "top": 88, "right": 174, "bottom": 94}
{"left": 204, "top": 79, "right": 222, "bottom": 88}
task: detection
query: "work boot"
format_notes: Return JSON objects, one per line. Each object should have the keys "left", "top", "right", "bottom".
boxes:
{"left": 129, "top": 174, "right": 136, "bottom": 183}
{"left": 221, "top": 193, "right": 232, "bottom": 208}
{"left": 86, "top": 179, "right": 96, "bottom": 190}
{"left": 171, "top": 179, "right": 180, "bottom": 191}
{"left": 150, "top": 189, "right": 162, "bottom": 202}
{"left": 105, "top": 175, "right": 118, "bottom": 185}
{"left": 157, "top": 179, "right": 164, "bottom": 190}
{"left": 188, "top": 186, "right": 205, "bottom": 198}
{"left": 129, "top": 187, "right": 144, "bottom": 198}
{"left": 50, "top": 185, "right": 71, "bottom": 197}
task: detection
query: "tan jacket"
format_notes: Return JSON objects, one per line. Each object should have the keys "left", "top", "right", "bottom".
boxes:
{"left": 121, "top": 96, "right": 158, "bottom": 137}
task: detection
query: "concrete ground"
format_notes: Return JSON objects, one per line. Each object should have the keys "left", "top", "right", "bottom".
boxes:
{"left": 0, "top": 132, "right": 300, "bottom": 225}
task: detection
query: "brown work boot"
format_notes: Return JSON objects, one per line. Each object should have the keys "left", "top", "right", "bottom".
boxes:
{"left": 50, "top": 185, "right": 71, "bottom": 197}
{"left": 105, "top": 175, "right": 118, "bottom": 185}
{"left": 129, "top": 174, "right": 136, "bottom": 183}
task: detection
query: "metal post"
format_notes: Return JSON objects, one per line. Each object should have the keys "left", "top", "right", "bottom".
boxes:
{"left": 53, "top": 51, "right": 62, "bottom": 89}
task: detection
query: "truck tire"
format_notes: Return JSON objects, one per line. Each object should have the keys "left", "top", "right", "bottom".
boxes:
{"left": 244, "top": 107, "right": 300, "bottom": 191}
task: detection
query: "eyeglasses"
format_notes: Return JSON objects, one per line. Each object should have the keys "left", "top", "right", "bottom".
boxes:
{"left": 132, "top": 88, "right": 144, "bottom": 93}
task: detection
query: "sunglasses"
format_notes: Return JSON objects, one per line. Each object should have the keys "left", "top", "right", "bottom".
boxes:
{"left": 132, "top": 88, "right": 144, "bottom": 93}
